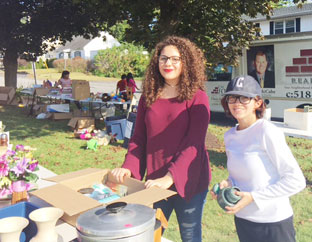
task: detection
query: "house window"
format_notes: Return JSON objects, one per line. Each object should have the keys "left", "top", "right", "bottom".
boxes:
{"left": 274, "top": 21, "right": 284, "bottom": 34}
{"left": 74, "top": 51, "right": 81, "bottom": 57}
{"left": 254, "top": 23, "right": 261, "bottom": 37}
{"left": 273, "top": 19, "right": 297, "bottom": 34}
{"left": 59, "top": 52, "right": 64, "bottom": 59}
{"left": 285, "top": 19, "right": 295, "bottom": 33}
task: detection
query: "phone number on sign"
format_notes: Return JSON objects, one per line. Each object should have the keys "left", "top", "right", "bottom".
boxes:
{"left": 286, "top": 91, "right": 311, "bottom": 98}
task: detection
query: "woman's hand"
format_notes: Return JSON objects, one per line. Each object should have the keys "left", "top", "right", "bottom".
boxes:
{"left": 225, "top": 191, "right": 254, "bottom": 214}
{"left": 145, "top": 172, "right": 174, "bottom": 189}
{"left": 210, "top": 179, "right": 232, "bottom": 199}
{"left": 111, "top": 168, "right": 131, "bottom": 183}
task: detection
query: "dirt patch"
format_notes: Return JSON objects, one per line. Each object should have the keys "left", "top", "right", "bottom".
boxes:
{"left": 205, "top": 130, "right": 222, "bottom": 150}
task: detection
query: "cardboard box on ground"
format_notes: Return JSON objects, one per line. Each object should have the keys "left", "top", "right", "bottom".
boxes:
{"left": 0, "top": 87, "right": 16, "bottom": 105}
{"left": 45, "top": 104, "right": 73, "bottom": 120}
{"left": 72, "top": 80, "right": 90, "bottom": 101}
{"left": 30, "top": 168, "right": 176, "bottom": 226}
{"left": 68, "top": 117, "right": 95, "bottom": 136}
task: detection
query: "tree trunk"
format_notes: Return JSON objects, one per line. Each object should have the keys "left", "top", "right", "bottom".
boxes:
{"left": 158, "top": 0, "right": 182, "bottom": 40}
{"left": 3, "top": 48, "right": 18, "bottom": 88}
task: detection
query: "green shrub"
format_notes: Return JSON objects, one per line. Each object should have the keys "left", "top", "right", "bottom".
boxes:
{"left": 18, "top": 58, "right": 47, "bottom": 70}
{"left": 46, "top": 58, "right": 56, "bottom": 68}
{"left": 93, "top": 43, "right": 150, "bottom": 78}
{"left": 36, "top": 58, "right": 46, "bottom": 69}
{"left": 17, "top": 58, "right": 32, "bottom": 69}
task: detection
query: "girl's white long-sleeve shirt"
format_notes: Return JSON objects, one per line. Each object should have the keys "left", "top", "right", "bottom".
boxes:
{"left": 225, "top": 119, "right": 306, "bottom": 223}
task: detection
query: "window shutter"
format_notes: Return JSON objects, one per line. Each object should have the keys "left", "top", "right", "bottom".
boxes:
{"left": 270, "top": 21, "right": 274, "bottom": 35}
{"left": 296, "top": 18, "right": 301, "bottom": 32}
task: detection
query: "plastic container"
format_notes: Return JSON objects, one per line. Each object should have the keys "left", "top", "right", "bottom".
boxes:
{"left": 0, "top": 202, "right": 39, "bottom": 242}
{"left": 105, "top": 116, "right": 127, "bottom": 140}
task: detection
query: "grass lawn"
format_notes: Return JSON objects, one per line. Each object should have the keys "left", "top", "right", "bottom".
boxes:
{"left": 1, "top": 105, "right": 312, "bottom": 242}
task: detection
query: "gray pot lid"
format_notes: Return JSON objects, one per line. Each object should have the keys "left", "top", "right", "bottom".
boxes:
{"left": 76, "top": 202, "right": 155, "bottom": 239}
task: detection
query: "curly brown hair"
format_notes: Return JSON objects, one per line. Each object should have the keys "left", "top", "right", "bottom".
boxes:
{"left": 142, "top": 36, "right": 207, "bottom": 107}
{"left": 221, "top": 96, "right": 266, "bottom": 119}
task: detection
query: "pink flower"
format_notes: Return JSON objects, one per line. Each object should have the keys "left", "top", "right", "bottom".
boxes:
{"left": 5, "top": 150, "right": 16, "bottom": 156}
{"left": 11, "top": 158, "right": 28, "bottom": 175}
{"left": 11, "top": 180, "right": 30, "bottom": 192}
{"left": 15, "top": 144, "right": 25, "bottom": 151}
{"left": 0, "top": 188, "right": 10, "bottom": 197}
{"left": 0, "top": 160, "right": 9, "bottom": 177}
{"left": 28, "top": 161, "right": 38, "bottom": 172}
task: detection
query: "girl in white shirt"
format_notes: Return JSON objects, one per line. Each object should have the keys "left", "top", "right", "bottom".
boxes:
{"left": 214, "top": 75, "right": 306, "bottom": 242}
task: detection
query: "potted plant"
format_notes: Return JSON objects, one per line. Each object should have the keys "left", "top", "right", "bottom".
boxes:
{"left": 0, "top": 145, "right": 39, "bottom": 203}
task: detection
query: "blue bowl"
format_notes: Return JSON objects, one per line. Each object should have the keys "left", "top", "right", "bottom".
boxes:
{"left": 0, "top": 202, "right": 39, "bottom": 242}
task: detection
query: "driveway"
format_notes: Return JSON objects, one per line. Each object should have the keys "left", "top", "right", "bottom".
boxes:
{"left": 0, "top": 71, "right": 142, "bottom": 94}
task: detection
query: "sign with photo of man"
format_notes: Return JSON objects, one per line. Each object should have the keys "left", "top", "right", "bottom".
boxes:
{"left": 247, "top": 45, "right": 275, "bottom": 88}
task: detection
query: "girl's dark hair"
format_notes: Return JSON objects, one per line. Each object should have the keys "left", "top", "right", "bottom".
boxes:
{"left": 127, "top": 73, "right": 133, "bottom": 83}
{"left": 221, "top": 96, "right": 266, "bottom": 119}
{"left": 121, "top": 74, "right": 127, "bottom": 79}
{"left": 61, "top": 70, "right": 70, "bottom": 78}
{"left": 142, "top": 35, "right": 207, "bottom": 107}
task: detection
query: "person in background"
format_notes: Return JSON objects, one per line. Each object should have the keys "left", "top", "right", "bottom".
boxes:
{"left": 249, "top": 51, "right": 275, "bottom": 88}
{"left": 111, "top": 36, "right": 211, "bottom": 242}
{"left": 116, "top": 74, "right": 127, "bottom": 95}
{"left": 126, "top": 72, "right": 139, "bottom": 93}
{"left": 212, "top": 75, "right": 305, "bottom": 242}
{"left": 57, "top": 70, "right": 72, "bottom": 93}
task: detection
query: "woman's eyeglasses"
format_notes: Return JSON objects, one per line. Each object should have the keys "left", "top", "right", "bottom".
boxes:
{"left": 226, "top": 95, "right": 253, "bottom": 104}
{"left": 159, "top": 55, "right": 181, "bottom": 65}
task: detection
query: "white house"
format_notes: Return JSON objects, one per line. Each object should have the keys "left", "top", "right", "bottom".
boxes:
{"left": 248, "top": 3, "right": 312, "bottom": 36}
{"left": 45, "top": 32, "right": 120, "bottom": 60}
{"left": 206, "top": 3, "right": 312, "bottom": 119}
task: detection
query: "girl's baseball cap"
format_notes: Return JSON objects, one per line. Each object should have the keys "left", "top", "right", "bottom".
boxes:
{"left": 224, "top": 75, "right": 262, "bottom": 98}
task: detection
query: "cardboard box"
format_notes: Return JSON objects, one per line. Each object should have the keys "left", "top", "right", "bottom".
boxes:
{"left": 0, "top": 87, "right": 15, "bottom": 105}
{"left": 68, "top": 117, "right": 95, "bottom": 129}
{"left": 50, "top": 112, "right": 73, "bottom": 120}
{"left": 47, "top": 104, "right": 70, "bottom": 113}
{"left": 284, "top": 108, "right": 312, "bottom": 131}
{"left": 30, "top": 168, "right": 176, "bottom": 226}
{"left": 35, "top": 88, "right": 49, "bottom": 96}
{"left": 33, "top": 104, "right": 47, "bottom": 115}
{"left": 72, "top": 80, "right": 90, "bottom": 101}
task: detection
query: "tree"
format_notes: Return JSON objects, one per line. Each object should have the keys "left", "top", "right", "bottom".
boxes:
{"left": 0, "top": 0, "right": 108, "bottom": 87}
{"left": 89, "top": 0, "right": 307, "bottom": 74}
{"left": 93, "top": 42, "right": 150, "bottom": 77}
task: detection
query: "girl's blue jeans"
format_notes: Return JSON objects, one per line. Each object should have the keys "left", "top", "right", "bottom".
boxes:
{"left": 153, "top": 189, "right": 208, "bottom": 242}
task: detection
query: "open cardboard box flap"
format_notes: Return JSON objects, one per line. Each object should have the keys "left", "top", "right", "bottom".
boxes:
{"left": 31, "top": 184, "right": 101, "bottom": 216}
{"left": 31, "top": 168, "right": 176, "bottom": 226}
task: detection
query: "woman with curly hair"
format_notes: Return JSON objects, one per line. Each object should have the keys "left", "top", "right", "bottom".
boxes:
{"left": 112, "top": 36, "right": 211, "bottom": 242}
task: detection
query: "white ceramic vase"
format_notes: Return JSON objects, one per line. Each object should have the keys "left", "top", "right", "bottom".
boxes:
{"left": 0, "top": 216, "right": 29, "bottom": 242}
{"left": 29, "top": 207, "right": 64, "bottom": 242}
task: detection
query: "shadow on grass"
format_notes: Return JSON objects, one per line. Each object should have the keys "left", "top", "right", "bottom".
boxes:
{"left": 0, "top": 105, "right": 71, "bottom": 141}
{"left": 207, "top": 149, "right": 227, "bottom": 168}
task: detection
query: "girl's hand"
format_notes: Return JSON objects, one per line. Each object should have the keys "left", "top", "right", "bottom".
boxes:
{"left": 111, "top": 168, "right": 131, "bottom": 183}
{"left": 210, "top": 179, "right": 232, "bottom": 199}
{"left": 145, "top": 173, "right": 173, "bottom": 189}
{"left": 225, "top": 191, "right": 254, "bottom": 214}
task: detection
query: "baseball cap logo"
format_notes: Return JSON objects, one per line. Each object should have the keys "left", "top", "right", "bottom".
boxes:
{"left": 236, "top": 77, "right": 244, "bottom": 88}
